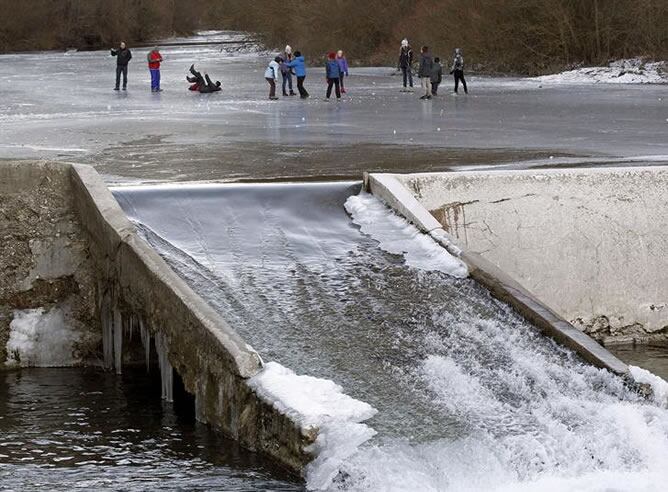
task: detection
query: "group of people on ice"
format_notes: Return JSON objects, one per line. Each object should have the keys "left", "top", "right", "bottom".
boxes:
{"left": 399, "top": 39, "right": 468, "bottom": 99}
{"left": 264, "top": 46, "right": 349, "bottom": 100}
{"left": 110, "top": 38, "right": 466, "bottom": 101}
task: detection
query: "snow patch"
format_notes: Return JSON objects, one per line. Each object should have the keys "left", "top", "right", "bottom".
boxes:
{"left": 532, "top": 58, "right": 667, "bottom": 85}
{"left": 345, "top": 192, "right": 468, "bottom": 278}
{"left": 630, "top": 365, "right": 668, "bottom": 407}
{"left": 248, "top": 361, "right": 377, "bottom": 490}
{"left": 6, "top": 308, "right": 79, "bottom": 367}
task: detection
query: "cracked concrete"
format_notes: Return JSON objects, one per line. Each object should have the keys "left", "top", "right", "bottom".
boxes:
{"left": 397, "top": 167, "right": 668, "bottom": 345}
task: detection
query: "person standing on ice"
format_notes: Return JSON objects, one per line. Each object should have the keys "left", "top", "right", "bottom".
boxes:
{"left": 398, "top": 39, "right": 414, "bottom": 90}
{"left": 147, "top": 47, "right": 163, "bottom": 92}
{"left": 325, "top": 52, "right": 342, "bottom": 100}
{"left": 450, "top": 48, "right": 468, "bottom": 94}
{"left": 111, "top": 41, "right": 132, "bottom": 91}
{"left": 418, "top": 46, "right": 433, "bottom": 100}
{"left": 287, "top": 51, "right": 309, "bottom": 99}
{"left": 265, "top": 56, "right": 281, "bottom": 100}
{"left": 431, "top": 57, "right": 443, "bottom": 96}
{"left": 281, "top": 45, "right": 296, "bottom": 96}
{"left": 336, "top": 50, "right": 349, "bottom": 94}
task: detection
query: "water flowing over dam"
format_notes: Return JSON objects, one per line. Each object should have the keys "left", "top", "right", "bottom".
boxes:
{"left": 113, "top": 181, "right": 668, "bottom": 491}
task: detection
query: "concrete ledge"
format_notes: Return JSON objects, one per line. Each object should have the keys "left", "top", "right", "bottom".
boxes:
{"left": 368, "top": 173, "right": 630, "bottom": 376}
{"left": 66, "top": 163, "right": 316, "bottom": 474}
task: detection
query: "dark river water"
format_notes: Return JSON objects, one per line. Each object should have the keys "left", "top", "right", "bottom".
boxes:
{"left": 0, "top": 368, "right": 302, "bottom": 491}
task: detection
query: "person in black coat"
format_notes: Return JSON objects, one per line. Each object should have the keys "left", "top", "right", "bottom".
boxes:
{"left": 111, "top": 42, "right": 132, "bottom": 90}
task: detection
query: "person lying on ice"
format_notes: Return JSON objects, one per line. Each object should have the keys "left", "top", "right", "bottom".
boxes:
{"left": 186, "top": 64, "right": 221, "bottom": 93}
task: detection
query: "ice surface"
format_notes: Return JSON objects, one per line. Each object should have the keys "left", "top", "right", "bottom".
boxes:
{"left": 6, "top": 308, "right": 79, "bottom": 367}
{"left": 1, "top": 41, "right": 667, "bottom": 179}
{"left": 345, "top": 192, "right": 468, "bottom": 278}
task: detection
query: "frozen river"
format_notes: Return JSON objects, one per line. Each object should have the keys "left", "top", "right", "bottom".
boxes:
{"left": 1, "top": 32, "right": 667, "bottom": 183}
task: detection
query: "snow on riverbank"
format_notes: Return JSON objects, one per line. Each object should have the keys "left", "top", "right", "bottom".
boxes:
{"left": 532, "top": 58, "right": 667, "bottom": 85}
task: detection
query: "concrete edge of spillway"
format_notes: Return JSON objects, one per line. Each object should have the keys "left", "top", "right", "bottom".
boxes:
{"left": 0, "top": 160, "right": 316, "bottom": 476}
{"left": 364, "top": 171, "right": 631, "bottom": 378}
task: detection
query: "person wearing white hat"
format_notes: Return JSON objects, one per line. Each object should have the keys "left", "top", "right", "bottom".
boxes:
{"left": 398, "top": 38, "right": 414, "bottom": 90}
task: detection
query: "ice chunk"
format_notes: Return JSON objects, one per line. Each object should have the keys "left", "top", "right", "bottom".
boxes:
{"left": 6, "top": 308, "right": 79, "bottom": 367}
{"left": 630, "top": 365, "right": 668, "bottom": 407}
{"left": 248, "top": 362, "right": 377, "bottom": 490}
{"left": 345, "top": 192, "right": 468, "bottom": 278}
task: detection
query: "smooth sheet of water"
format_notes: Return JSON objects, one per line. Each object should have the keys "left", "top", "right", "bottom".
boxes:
{"left": 113, "top": 182, "right": 668, "bottom": 491}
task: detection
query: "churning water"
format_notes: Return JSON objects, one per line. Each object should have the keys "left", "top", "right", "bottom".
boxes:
{"left": 111, "top": 182, "right": 668, "bottom": 491}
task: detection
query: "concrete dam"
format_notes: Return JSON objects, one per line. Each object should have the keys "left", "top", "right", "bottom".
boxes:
{"left": 2, "top": 161, "right": 668, "bottom": 491}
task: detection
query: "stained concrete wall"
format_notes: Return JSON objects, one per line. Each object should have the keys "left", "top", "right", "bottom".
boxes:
{"left": 391, "top": 167, "right": 668, "bottom": 345}
{"left": 1, "top": 161, "right": 315, "bottom": 475}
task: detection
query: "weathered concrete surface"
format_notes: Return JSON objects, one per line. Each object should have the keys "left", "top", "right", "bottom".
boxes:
{"left": 368, "top": 173, "right": 630, "bottom": 376}
{"left": 0, "top": 161, "right": 98, "bottom": 367}
{"left": 70, "top": 164, "right": 316, "bottom": 474}
{"left": 392, "top": 168, "right": 668, "bottom": 346}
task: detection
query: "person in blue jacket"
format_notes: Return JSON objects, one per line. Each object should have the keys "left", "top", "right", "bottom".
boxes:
{"left": 287, "top": 51, "right": 309, "bottom": 99}
{"left": 325, "top": 51, "right": 341, "bottom": 100}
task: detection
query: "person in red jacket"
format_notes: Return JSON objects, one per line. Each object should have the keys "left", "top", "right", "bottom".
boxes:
{"left": 147, "top": 47, "right": 163, "bottom": 92}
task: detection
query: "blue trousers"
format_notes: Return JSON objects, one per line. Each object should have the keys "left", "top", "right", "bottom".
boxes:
{"left": 150, "top": 69, "right": 160, "bottom": 91}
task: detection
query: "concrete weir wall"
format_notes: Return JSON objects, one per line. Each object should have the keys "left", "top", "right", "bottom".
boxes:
{"left": 0, "top": 161, "right": 315, "bottom": 475}
{"left": 367, "top": 172, "right": 631, "bottom": 376}
{"left": 386, "top": 167, "right": 668, "bottom": 346}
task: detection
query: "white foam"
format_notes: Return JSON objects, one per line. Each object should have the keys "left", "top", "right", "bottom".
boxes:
{"left": 345, "top": 192, "right": 468, "bottom": 278}
{"left": 6, "top": 308, "right": 80, "bottom": 367}
{"left": 248, "top": 362, "right": 377, "bottom": 490}
{"left": 630, "top": 365, "right": 668, "bottom": 407}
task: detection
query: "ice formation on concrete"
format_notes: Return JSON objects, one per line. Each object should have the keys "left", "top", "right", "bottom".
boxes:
{"left": 155, "top": 332, "right": 174, "bottom": 402}
{"left": 248, "top": 362, "right": 377, "bottom": 490}
{"left": 113, "top": 309, "right": 123, "bottom": 375}
{"left": 630, "top": 365, "right": 668, "bottom": 408}
{"left": 532, "top": 58, "right": 666, "bottom": 85}
{"left": 6, "top": 308, "right": 80, "bottom": 367}
{"left": 139, "top": 318, "right": 151, "bottom": 372}
{"left": 345, "top": 192, "right": 468, "bottom": 278}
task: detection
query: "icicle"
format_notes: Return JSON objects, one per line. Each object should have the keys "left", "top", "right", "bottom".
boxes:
{"left": 155, "top": 332, "right": 173, "bottom": 402}
{"left": 128, "top": 314, "right": 135, "bottom": 342}
{"left": 102, "top": 307, "right": 113, "bottom": 370}
{"left": 113, "top": 308, "right": 123, "bottom": 375}
{"left": 139, "top": 318, "right": 151, "bottom": 373}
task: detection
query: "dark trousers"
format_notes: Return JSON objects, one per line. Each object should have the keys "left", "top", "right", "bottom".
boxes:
{"left": 297, "top": 76, "right": 309, "bottom": 98}
{"left": 115, "top": 65, "right": 128, "bottom": 89}
{"left": 402, "top": 66, "right": 413, "bottom": 87}
{"left": 282, "top": 73, "right": 293, "bottom": 94}
{"left": 266, "top": 78, "right": 276, "bottom": 98}
{"left": 431, "top": 81, "right": 440, "bottom": 95}
{"left": 326, "top": 78, "right": 341, "bottom": 98}
{"left": 454, "top": 69, "right": 467, "bottom": 93}
{"left": 339, "top": 74, "right": 345, "bottom": 91}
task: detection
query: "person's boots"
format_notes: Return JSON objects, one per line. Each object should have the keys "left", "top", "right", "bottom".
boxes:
{"left": 283, "top": 90, "right": 289, "bottom": 96}
{"left": 290, "top": 90, "right": 296, "bottom": 96}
